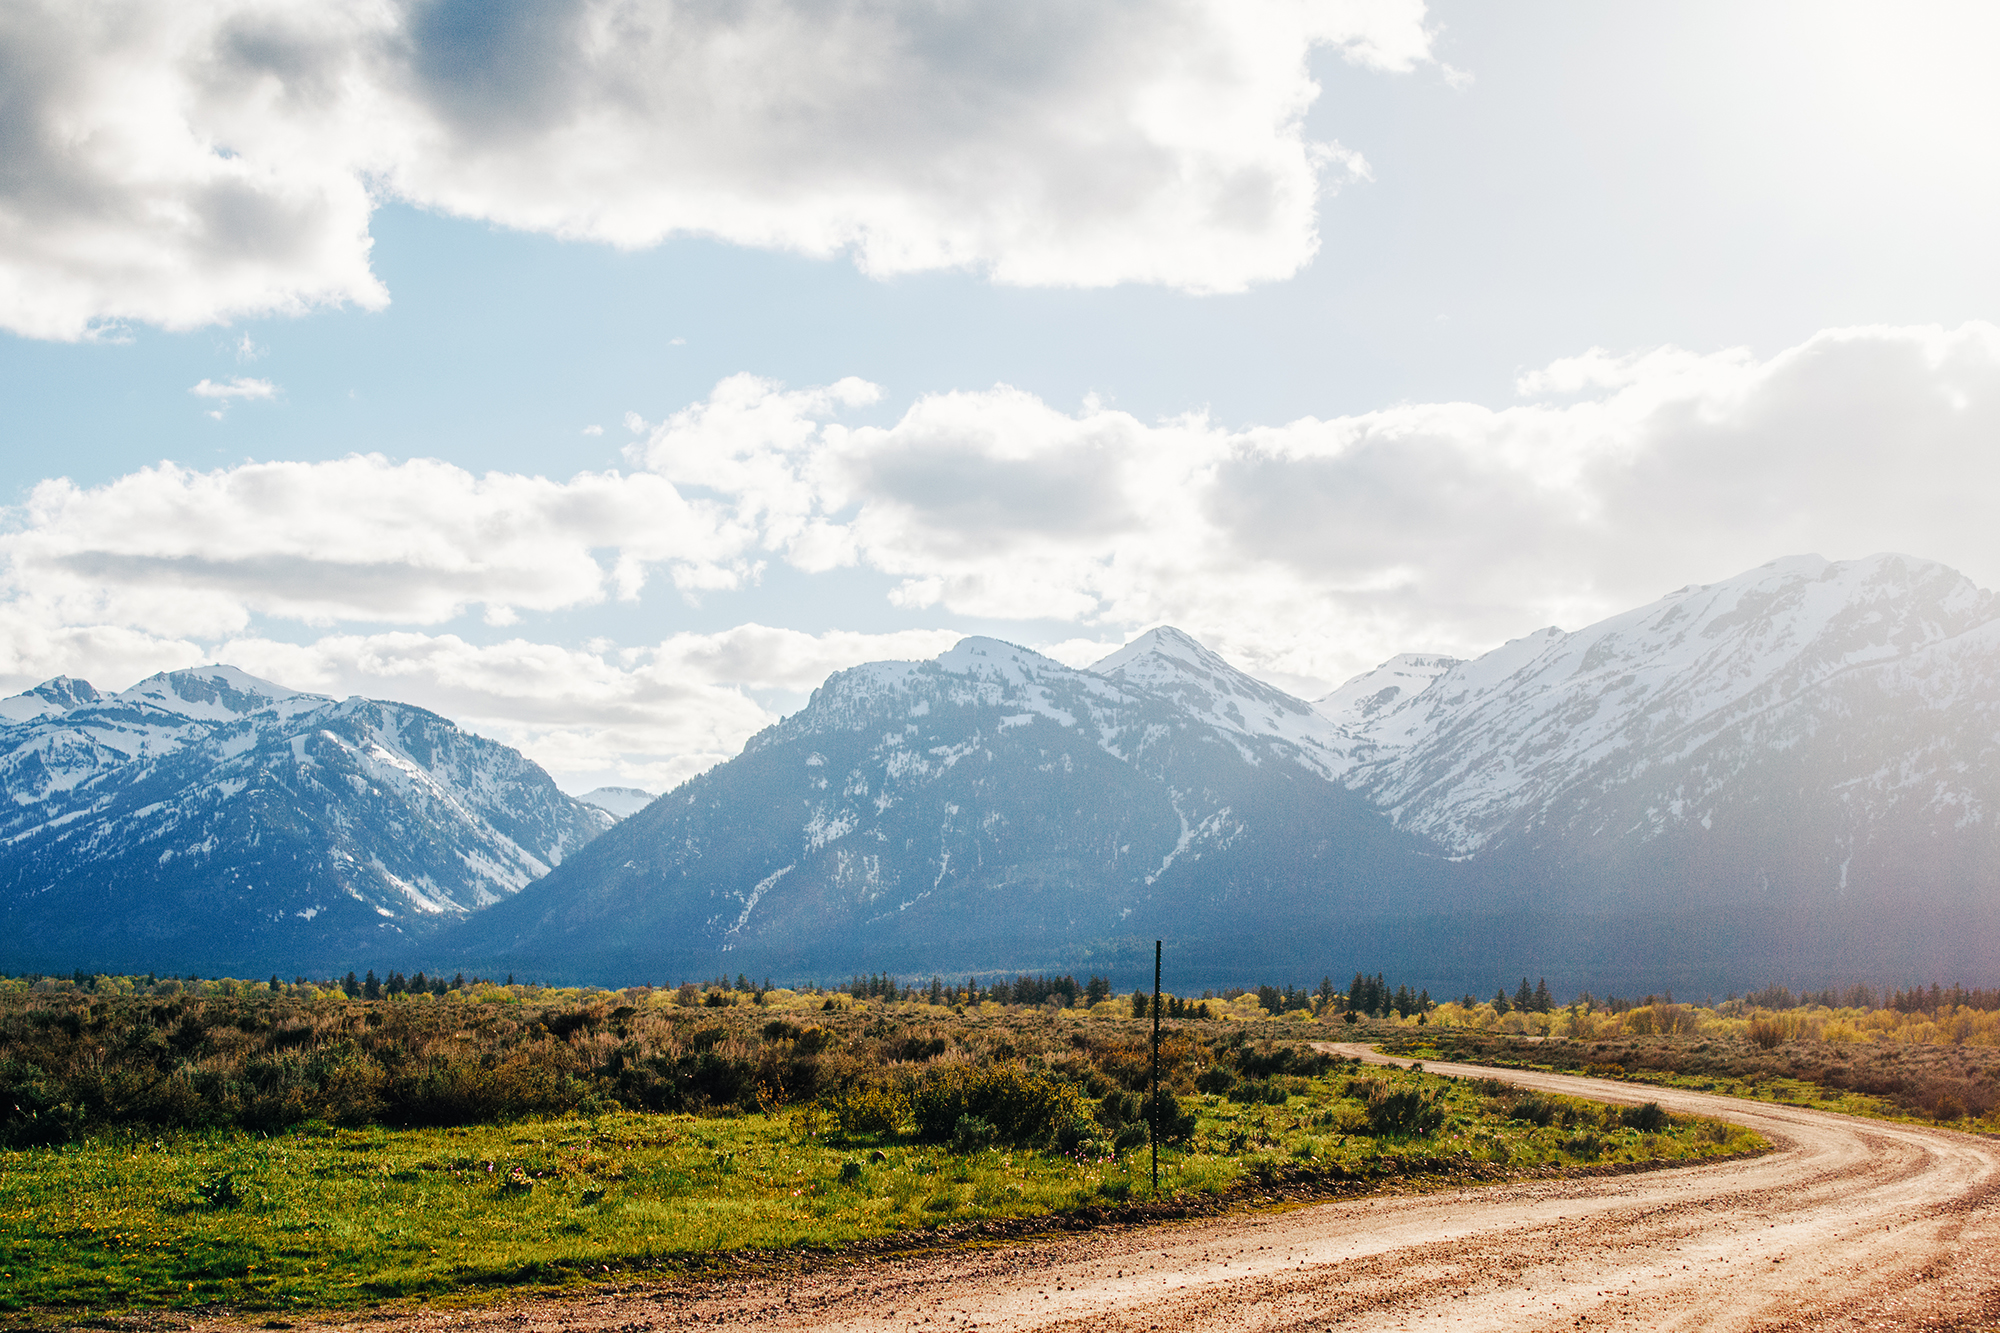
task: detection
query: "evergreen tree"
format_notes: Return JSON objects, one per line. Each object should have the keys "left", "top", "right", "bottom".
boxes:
{"left": 1533, "top": 978, "right": 1553, "bottom": 1013}
{"left": 269, "top": 975, "right": 281, "bottom": 992}
{"left": 1492, "top": 988, "right": 1511, "bottom": 1015}
{"left": 1086, "top": 975, "right": 1111, "bottom": 1006}
{"left": 1131, "top": 989, "right": 1149, "bottom": 1018}
{"left": 343, "top": 970, "right": 360, "bottom": 998}
{"left": 363, "top": 969, "right": 381, "bottom": 1000}
{"left": 1514, "top": 977, "right": 1534, "bottom": 1011}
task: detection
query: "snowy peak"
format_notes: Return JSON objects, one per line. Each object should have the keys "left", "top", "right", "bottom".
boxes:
{"left": 1091, "top": 626, "right": 1351, "bottom": 777}
{"left": 113, "top": 665, "right": 325, "bottom": 722}
{"left": 0, "top": 676, "right": 103, "bottom": 725}
{"left": 579, "top": 786, "right": 656, "bottom": 820}
{"left": 934, "top": 636, "right": 1070, "bottom": 684}
{"left": 1090, "top": 626, "right": 1225, "bottom": 678}
{"left": 1313, "top": 653, "right": 1462, "bottom": 730}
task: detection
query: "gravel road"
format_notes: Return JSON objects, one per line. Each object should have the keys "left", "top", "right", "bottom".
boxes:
{"left": 237, "top": 1045, "right": 2000, "bottom": 1333}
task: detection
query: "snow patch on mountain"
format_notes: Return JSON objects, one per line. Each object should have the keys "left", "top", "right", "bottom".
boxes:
{"left": 1093, "top": 627, "right": 1354, "bottom": 778}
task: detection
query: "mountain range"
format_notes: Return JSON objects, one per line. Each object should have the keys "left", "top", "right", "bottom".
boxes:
{"left": 0, "top": 666, "right": 610, "bottom": 976}
{"left": 4, "top": 552, "right": 1997, "bottom": 994}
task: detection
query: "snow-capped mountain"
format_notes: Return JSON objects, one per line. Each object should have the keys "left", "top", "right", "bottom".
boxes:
{"left": 1091, "top": 627, "right": 1352, "bottom": 778}
{"left": 15, "top": 552, "right": 1999, "bottom": 991}
{"left": 446, "top": 635, "right": 1439, "bottom": 984}
{"left": 1321, "top": 554, "right": 2000, "bottom": 862}
{"left": 578, "top": 787, "right": 658, "bottom": 820}
{"left": 0, "top": 666, "right": 611, "bottom": 974}
{"left": 1313, "top": 653, "right": 1461, "bottom": 732}
{"left": 447, "top": 555, "right": 2000, "bottom": 991}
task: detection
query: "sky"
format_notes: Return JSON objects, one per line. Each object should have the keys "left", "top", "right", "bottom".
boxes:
{"left": 4, "top": 0, "right": 2000, "bottom": 793}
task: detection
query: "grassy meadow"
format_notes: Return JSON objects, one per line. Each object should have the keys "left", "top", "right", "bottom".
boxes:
{"left": 0, "top": 976, "right": 1759, "bottom": 1314}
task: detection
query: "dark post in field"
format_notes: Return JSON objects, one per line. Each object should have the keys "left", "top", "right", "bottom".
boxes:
{"left": 1151, "top": 938, "right": 1161, "bottom": 1193}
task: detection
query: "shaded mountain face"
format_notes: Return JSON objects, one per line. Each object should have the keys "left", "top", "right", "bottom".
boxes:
{"left": 446, "top": 636, "right": 1446, "bottom": 986}
{"left": 0, "top": 666, "right": 610, "bottom": 976}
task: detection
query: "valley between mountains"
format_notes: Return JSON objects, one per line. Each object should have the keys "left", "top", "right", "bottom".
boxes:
{"left": 5, "top": 551, "right": 1999, "bottom": 994}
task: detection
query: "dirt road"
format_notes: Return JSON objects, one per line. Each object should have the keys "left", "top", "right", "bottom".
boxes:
{"left": 252, "top": 1046, "right": 2000, "bottom": 1333}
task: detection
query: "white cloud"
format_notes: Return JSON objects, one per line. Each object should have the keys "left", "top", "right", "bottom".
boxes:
{"left": 188, "top": 376, "right": 277, "bottom": 401}
{"left": 629, "top": 322, "right": 2000, "bottom": 689}
{"left": 0, "top": 0, "right": 1437, "bottom": 340}
{"left": 214, "top": 624, "right": 964, "bottom": 790}
{"left": 0, "top": 455, "right": 749, "bottom": 638}
{"left": 7, "top": 322, "right": 1999, "bottom": 778}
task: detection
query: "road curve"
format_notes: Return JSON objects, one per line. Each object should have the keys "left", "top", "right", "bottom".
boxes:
{"left": 256, "top": 1047, "right": 2000, "bottom": 1333}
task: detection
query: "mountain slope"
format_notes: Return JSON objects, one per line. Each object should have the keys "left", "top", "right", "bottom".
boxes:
{"left": 445, "top": 637, "right": 1446, "bottom": 984}
{"left": 1311, "top": 554, "right": 2000, "bottom": 989}
{"left": 1324, "top": 554, "right": 2000, "bottom": 859}
{"left": 0, "top": 666, "right": 611, "bottom": 975}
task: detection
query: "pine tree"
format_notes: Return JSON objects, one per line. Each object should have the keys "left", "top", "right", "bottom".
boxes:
{"left": 1533, "top": 978, "right": 1553, "bottom": 1013}
{"left": 363, "top": 969, "right": 381, "bottom": 1000}
{"left": 1514, "top": 977, "right": 1534, "bottom": 1011}
{"left": 343, "top": 971, "right": 360, "bottom": 998}
{"left": 1493, "top": 988, "right": 1511, "bottom": 1015}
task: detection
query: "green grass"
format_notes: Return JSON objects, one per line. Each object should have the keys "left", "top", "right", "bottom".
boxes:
{"left": 0, "top": 1065, "right": 1761, "bottom": 1315}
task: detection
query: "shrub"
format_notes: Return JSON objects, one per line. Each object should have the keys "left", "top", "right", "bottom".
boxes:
{"left": 1620, "top": 1101, "right": 1668, "bottom": 1132}
{"left": 1564, "top": 1131, "right": 1604, "bottom": 1160}
{"left": 1227, "top": 1078, "right": 1291, "bottom": 1106}
{"left": 1193, "top": 1066, "right": 1236, "bottom": 1095}
{"left": 1364, "top": 1086, "right": 1447, "bottom": 1137}
{"left": 830, "top": 1084, "right": 908, "bottom": 1137}
{"left": 910, "top": 1062, "right": 1090, "bottom": 1147}
{"left": 949, "top": 1114, "right": 999, "bottom": 1152}
{"left": 1507, "top": 1093, "right": 1560, "bottom": 1127}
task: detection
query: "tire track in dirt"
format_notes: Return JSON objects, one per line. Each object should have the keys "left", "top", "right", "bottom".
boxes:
{"left": 225, "top": 1045, "right": 2000, "bottom": 1333}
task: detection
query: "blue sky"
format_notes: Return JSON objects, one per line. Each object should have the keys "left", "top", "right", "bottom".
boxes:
{"left": 5, "top": 1, "right": 2000, "bottom": 790}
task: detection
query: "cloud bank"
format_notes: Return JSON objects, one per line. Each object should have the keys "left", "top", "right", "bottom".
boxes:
{"left": 1, "top": 0, "right": 1431, "bottom": 340}
{"left": 5, "top": 322, "right": 1996, "bottom": 782}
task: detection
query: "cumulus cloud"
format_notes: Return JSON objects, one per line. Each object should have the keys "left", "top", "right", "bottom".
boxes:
{"left": 2, "top": 0, "right": 1436, "bottom": 340}
{"left": 0, "top": 455, "right": 750, "bottom": 638}
{"left": 6, "top": 322, "right": 1997, "bottom": 778}
{"left": 199, "top": 625, "right": 963, "bottom": 790}
{"left": 627, "top": 322, "right": 2000, "bottom": 688}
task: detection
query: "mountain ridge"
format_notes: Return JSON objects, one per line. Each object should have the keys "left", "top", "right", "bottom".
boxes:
{"left": 0, "top": 665, "right": 611, "bottom": 975}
